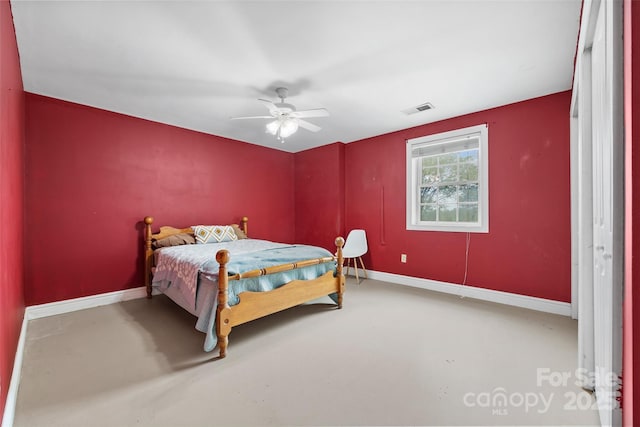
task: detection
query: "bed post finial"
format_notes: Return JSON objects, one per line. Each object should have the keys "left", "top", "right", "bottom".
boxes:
{"left": 241, "top": 216, "right": 248, "bottom": 237}
{"left": 335, "top": 236, "right": 345, "bottom": 309}
{"left": 216, "top": 249, "right": 232, "bottom": 358}
{"left": 144, "top": 216, "right": 154, "bottom": 299}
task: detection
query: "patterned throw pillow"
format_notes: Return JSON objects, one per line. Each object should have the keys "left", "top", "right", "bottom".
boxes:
{"left": 192, "top": 225, "right": 238, "bottom": 244}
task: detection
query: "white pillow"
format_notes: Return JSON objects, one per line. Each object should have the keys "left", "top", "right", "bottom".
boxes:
{"left": 192, "top": 225, "right": 238, "bottom": 244}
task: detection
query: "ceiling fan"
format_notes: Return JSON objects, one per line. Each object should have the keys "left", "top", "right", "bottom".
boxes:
{"left": 231, "top": 87, "right": 329, "bottom": 142}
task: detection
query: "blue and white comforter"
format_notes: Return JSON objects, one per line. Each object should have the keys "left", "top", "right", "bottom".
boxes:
{"left": 152, "top": 239, "right": 336, "bottom": 351}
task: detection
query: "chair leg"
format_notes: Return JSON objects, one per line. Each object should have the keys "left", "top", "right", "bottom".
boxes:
{"left": 354, "top": 259, "right": 360, "bottom": 284}
{"left": 358, "top": 256, "right": 368, "bottom": 279}
{"left": 345, "top": 258, "right": 351, "bottom": 278}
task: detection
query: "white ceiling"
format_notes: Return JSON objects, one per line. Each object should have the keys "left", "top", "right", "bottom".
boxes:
{"left": 10, "top": 0, "right": 581, "bottom": 153}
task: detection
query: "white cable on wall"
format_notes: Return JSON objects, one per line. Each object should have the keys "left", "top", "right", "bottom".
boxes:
{"left": 462, "top": 232, "right": 471, "bottom": 286}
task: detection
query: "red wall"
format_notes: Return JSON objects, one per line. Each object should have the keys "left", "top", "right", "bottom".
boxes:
{"left": 24, "top": 94, "right": 296, "bottom": 305}
{"left": 22, "top": 93, "right": 572, "bottom": 306}
{"left": 294, "top": 142, "right": 345, "bottom": 249}
{"left": 623, "top": 0, "right": 640, "bottom": 424}
{"left": 0, "top": 0, "right": 25, "bottom": 421}
{"left": 22, "top": 92, "right": 571, "bottom": 306}
{"left": 344, "top": 92, "right": 572, "bottom": 302}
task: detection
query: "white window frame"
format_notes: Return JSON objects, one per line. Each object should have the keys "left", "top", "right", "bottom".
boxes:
{"left": 406, "top": 124, "right": 489, "bottom": 233}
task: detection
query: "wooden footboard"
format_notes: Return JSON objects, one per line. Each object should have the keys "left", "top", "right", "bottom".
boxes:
{"left": 142, "top": 216, "right": 345, "bottom": 358}
{"left": 215, "top": 237, "right": 345, "bottom": 358}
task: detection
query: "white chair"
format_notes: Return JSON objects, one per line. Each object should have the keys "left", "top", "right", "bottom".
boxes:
{"left": 342, "top": 229, "right": 368, "bottom": 284}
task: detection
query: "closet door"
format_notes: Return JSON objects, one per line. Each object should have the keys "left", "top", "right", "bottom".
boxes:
{"left": 590, "top": 0, "right": 623, "bottom": 425}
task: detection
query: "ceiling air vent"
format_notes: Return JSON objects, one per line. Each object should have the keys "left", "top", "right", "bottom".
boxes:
{"left": 402, "top": 102, "right": 435, "bottom": 115}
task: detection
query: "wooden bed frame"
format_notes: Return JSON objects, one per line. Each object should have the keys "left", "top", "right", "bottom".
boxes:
{"left": 143, "top": 216, "right": 345, "bottom": 358}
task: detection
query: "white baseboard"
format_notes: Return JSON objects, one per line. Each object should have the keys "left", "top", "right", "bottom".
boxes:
{"left": 23, "top": 274, "right": 571, "bottom": 320}
{"left": 350, "top": 270, "right": 571, "bottom": 317}
{"left": 1, "top": 313, "right": 27, "bottom": 427}
{"left": 25, "top": 286, "right": 152, "bottom": 320}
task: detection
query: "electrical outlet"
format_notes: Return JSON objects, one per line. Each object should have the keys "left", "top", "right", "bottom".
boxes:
{"left": 401, "top": 254, "right": 407, "bottom": 263}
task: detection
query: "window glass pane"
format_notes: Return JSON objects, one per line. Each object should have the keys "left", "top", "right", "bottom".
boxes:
{"left": 459, "top": 205, "right": 479, "bottom": 222}
{"left": 439, "top": 164, "right": 457, "bottom": 182}
{"left": 438, "top": 185, "right": 457, "bottom": 204}
{"left": 421, "top": 166, "right": 438, "bottom": 184}
{"left": 459, "top": 184, "right": 479, "bottom": 202}
{"left": 438, "top": 204, "right": 457, "bottom": 222}
{"left": 420, "top": 205, "right": 437, "bottom": 221}
{"left": 438, "top": 153, "right": 458, "bottom": 165}
{"left": 458, "top": 150, "right": 478, "bottom": 163}
{"left": 459, "top": 162, "right": 478, "bottom": 181}
{"left": 420, "top": 187, "right": 437, "bottom": 203}
{"left": 421, "top": 156, "right": 437, "bottom": 167}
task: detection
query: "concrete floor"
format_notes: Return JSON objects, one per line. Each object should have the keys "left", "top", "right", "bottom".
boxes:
{"left": 14, "top": 278, "right": 600, "bottom": 426}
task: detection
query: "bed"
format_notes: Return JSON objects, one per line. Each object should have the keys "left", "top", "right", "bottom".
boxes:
{"left": 143, "top": 216, "right": 345, "bottom": 358}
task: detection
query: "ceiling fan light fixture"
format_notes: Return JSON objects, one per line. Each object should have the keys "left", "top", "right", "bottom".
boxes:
{"left": 265, "top": 117, "right": 299, "bottom": 142}
{"left": 266, "top": 120, "right": 280, "bottom": 135}
{"left": 279, "top": 118, "right": 299, "bottom": 138}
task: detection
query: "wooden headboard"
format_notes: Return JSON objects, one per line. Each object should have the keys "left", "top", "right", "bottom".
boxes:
{"left": 142, "top": 216, "right": 249, "bottom": 298}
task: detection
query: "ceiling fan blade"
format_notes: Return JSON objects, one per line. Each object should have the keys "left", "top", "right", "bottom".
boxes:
{"left": 230, "top": 115, "right": 273, "bottom": 120}
{"left": 290, "top": 108, "right": 330, "bottom": 119}
{"left": 258, "top": 99, "right": 279, "bottom": 115}
{"left": 297, "top": 119, "right": 321, "bottom": 132}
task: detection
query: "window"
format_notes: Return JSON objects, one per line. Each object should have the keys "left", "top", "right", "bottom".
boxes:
{"left": 406, "top": 124, "right": 488, "bottom": 233}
